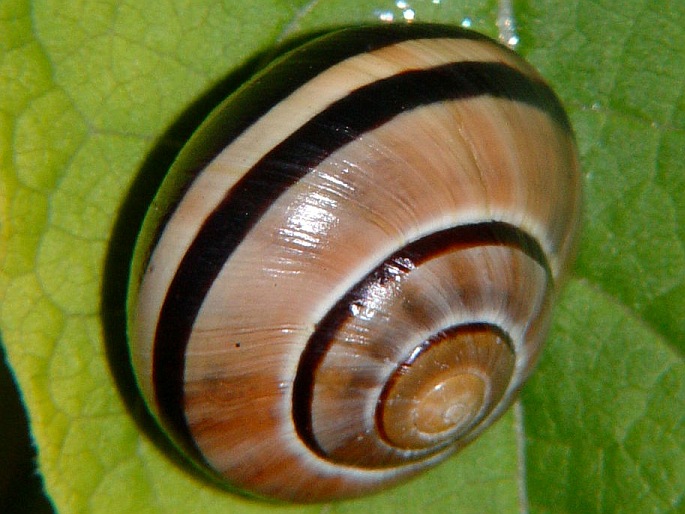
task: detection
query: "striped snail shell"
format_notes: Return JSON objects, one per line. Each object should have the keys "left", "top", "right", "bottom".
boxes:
{"left": 127, "top": 24, "right": 581, "bottom": 503}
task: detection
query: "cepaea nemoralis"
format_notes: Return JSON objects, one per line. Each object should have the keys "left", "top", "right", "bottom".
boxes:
{"left": 127, "top": 24, "right": 581, "bottom": 503}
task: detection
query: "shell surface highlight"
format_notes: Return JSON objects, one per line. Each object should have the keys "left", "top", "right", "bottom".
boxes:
{"left": 127, "top": 24, "right": 582, "bottom": 503}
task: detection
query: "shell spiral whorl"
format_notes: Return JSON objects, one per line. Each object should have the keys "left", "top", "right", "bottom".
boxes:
{"left": 127, "top": 24, "right": 581, "bottom": 502}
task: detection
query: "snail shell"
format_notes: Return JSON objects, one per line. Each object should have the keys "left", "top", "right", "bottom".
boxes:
{"left": 127, "top": 24, "right": 581, "bottom": 503}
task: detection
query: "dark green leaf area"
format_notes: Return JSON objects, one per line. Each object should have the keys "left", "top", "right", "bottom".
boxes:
{"left": 523, "top": 281, "right": 685, "bottom": 514}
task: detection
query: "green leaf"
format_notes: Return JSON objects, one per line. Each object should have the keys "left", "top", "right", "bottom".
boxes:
{"left": 1, "top": 0, "right": 683, "bottom": 513}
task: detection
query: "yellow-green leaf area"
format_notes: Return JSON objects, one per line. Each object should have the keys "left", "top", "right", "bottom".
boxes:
{"left": 0, "top": 42, "right": 52, "bottom": 114}
{"left": 1, "top": 0, "right": 684, "bottom": 513}
{"left": 14, "top": 91, "right": 87, "bottom": 193}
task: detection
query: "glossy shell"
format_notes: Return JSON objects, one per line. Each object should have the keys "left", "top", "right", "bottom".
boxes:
{"left": 127, "top": 24, "right": 582, "bottom": 503}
